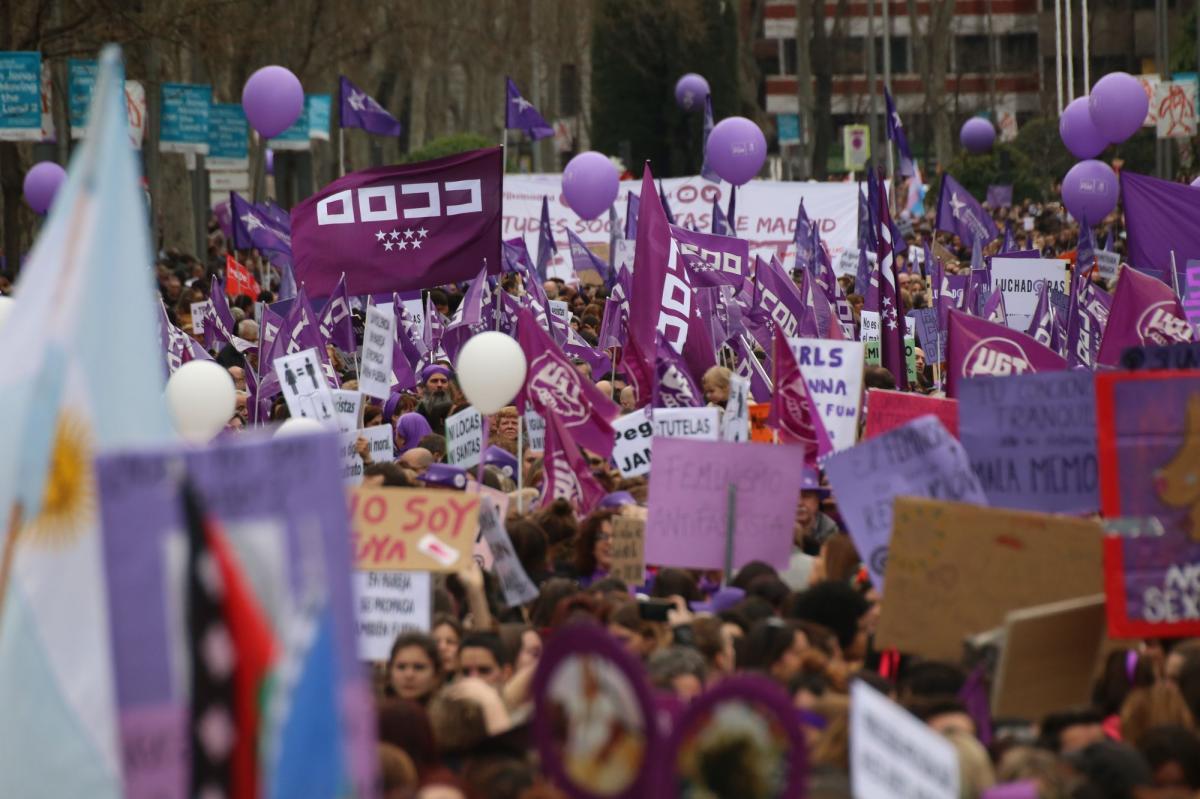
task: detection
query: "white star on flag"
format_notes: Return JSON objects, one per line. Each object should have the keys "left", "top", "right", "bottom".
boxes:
{"left": 512, "top": 96, "right": 533, "bottom": 112}
{"left": 383, "top": 241, "right": 394, "bottom": 251}
{"left": 949, "top": 193, "right": 966, "bottom": 219}
{"left": 417, "top": 227, "right": 429, "bottom": 238}
{"left": 389, "top": 230, "right": 400, "bottom": 241}
{"left": 348, "top": 90, "right": 366, "bottom": 112}
{"left": 411, "top": 239, "right": 422, "bottom": 250}
{"left": 397, "top": 240, "right": 408, "bottom": 250}
{"left": 404, "top": 229, "right": 414, "bottom": 240}
{"left": 240, "top": 213, "right": 264, "bottom": 233}
{"left": 375, "top": 230, "right": 385, "bottom": 241}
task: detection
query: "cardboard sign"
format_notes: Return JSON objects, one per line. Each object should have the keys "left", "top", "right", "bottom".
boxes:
{"left": 991, "top": 595, "right": 1108, "bottom": 719}
{"left": 720, "top": 375, "right": 751, "bottom": 443}
{"left": 353, "top": 571, "right": 432, "bottom": 661}
{"left": 876, "top": 497, "right": 1104, "bottom": 660}
{"left": 1103, "top": 526, "right": 1200, "bottom": 638}
{"left": 749, "top": 402, "right": 773, "bottom": 442}
{"left": 960, "top": 371, "right": 1099, "bottom": 513}
{"left": 864, "top": 389, "right": 958, "bottom": 440}
{"left": 478, "top": 496, "right": 539, "bottom": 607}
{"left": 645, "top": 439, "right": 807, "bottom": 571}
{"left": 339, "top": 426, "right": 394, "bottom": 485}
{"left": 824, "top": 416, "right": 986, "bottom": 591}
{"left": 445, "top": 406, "right": 483, "bottom": 468}
{"left": 274, "top": 347, "right": 337, "bottom": 425}
{"left": 990, "top": 257, "right": 1069, "bottom": 332}
{"left": 787, "top": 338, "right": 865, "bottom": 451}
{"left": 349, "top": 487, "right": 480, "bottom": 572}
{"left": 331, "top": 388, "right": 364, "bottom": 433}
{"left": 850, "top": 681, "right": 959, "bottom": 799}
{"left": 524, "top": 410, "right": 546, "bottom": 451}
{"left": 609, "top": 516, "right": 646, "bottom": 586}
{"left": 360, "top": 304, "right": 395, "bottom": 400}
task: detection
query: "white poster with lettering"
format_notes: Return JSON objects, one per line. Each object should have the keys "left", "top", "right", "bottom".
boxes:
{"left": 850, "top": 681, "right": 960, "bottom": 799}
{"left": 352, "top": 571, "right": 432, "bottom": 661}
{"left": 360, "top": 304, "right": 395, "bottom": 400}
{"left": 787, "top": 338, "right": 865, "bottom": 451}
{"left": 446, "top": 407, "right": 483, "bottom": 468}
{"left": 991, "top": 257, "right": 1069, "bottom": 333}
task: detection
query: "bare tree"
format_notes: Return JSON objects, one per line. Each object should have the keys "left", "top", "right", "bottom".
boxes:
{"left": 908, "top": 0, "right": 955, "bottom": 169}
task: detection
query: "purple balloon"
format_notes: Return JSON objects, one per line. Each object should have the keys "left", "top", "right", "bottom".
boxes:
{"left": 1061, "top": 159, "right": 1119, "bottom": 222}
{"left": 1089, "top": 71, "right": 1149, "bottom": 144}
{"left": 266, "top": 148, "right": 275, "bottom": 176}
{"left": 1191, "top": 176, "right": 1200, "bottom": 188}
{"left": 22, "top": 161, "right": 66, "bottom": 215}
{"left": 960, "top": 117, "right": 996, "bottom": 154}
{"left": 674, "top": 73, "right": 710, "bottom": 113}
{"left": 241, "top": 65, "right": 304, "bottom": 139}
{"left": 1059, "top": 96, "right": 1108, "bottom": 159}
{"left": 561, "top": 151, "right": 618, "bottom": 220}
{"left": 705, "top": 117, "right": 767, "bottom": 186}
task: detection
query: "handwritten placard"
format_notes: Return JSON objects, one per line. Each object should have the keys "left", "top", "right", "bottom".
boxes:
{"left": 349, "top": 487, "right": 480, "bottom": 572}
{"left": 787, "top": 338, "right": 865, "bottom": 450}
{"left": 360, "top": 304, "right": 394, "bottom": 400}
{"left": 445, "top": 407, "right": 483, "bottom": 468}
{"left": 1104, "top": 527, "right": 1200, "bottom": 638}
{"left": 609, "top": 516, "right": 646, "bottom": 585}
{"left": 864, "top": 389, "right": 958, "bottom": 440}
{"left": 478, "top": 496, "right": 539, "bottom": 607}
{"left": 353, "top": 571, "right": 431, "bottom": 661}
{"left": 850, "top": 681, "right": 959, "bottom": 799}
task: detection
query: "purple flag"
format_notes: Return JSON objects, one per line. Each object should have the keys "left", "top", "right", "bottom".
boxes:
{"left": 875, "top": 187, "right": 908, "bottom": 389}
{"left": 700, "top": 94, "right": 720, "bottom": 183}
{"left": 212, "top": 200, "right": 233, "bottom": 241}
{"left": 1097, "top": 266, "right": 1194, "bottom": 366}
{"left": 536, "top": 195, "right": 557, "bottom": 280}
{"left": 658, "top": 178, "right": 676, "bottom": 225}
{"left": 985, "top": 184, "right": 1013, "bottom": 208}
{"left": 565, "top": 228, "right": 610, "bottom": 285}
{"left": 958, "top": 666, "right": 994, "bottom": 747}
{"left": 231, "top": 191, "right": 292, "bottom": 260}
{"left": 629, "top": 164, "right": 679, "bottom": 370}
{"left": 261, "top": 200, "right": 290, "bottom": 230}
{"left": 516, "top": 307, "right": 620, "bottom": 457}
{"left": 339, "top": 75, "right": 402, "bottom": 137}
{"left": 752, "top": 254, "right": 812, "bottom": 339}
{"left": 732, "top": 335, "right": 772, "bottom": 402}
{"left": 936, "top": 174, "right": 1000, "bottom": 249}
{"left": 1001, "top": 221, "right": 1016, "bottom": 253}
{"left": 1076, "top": 217, "right": 1097, "bottom": 275}
{"left": 318, "top": 273, "right": 356, "bottom": 353}
{"left": 981, "top": 286, "right": 1008, "bottom": 327}
{"left": 447, "top": 263, "right": 494, "bottom": 331}
{"left": 884, "top": 88, "right": 915, "bottom": 178}
{"left": 946, "top": 309, "right": 1066, "bottom": 397}
{"left": 1064, "top": 268, "right": 1102, "bottom": 368}
{"left": 1120, "top": 171, "right": 1200, "bottom": 276}
{"left": 711, "top": 195, "right": 731, "bottom": 236}
{"left": 768, "top": 328, "right": 831, "bottom": 466}
{"left": 654, "top": 342, "right": 704, "bottom": 408}
{"left": 1026, "top": 280, "right": 1058, "bottom": 350}
{"left": 505, "top": 77, "right": 552, "bottom": 139}
{"left": 291, "top": 147, "right": 503, "bottom": 297}
{"left": 259, "top": 304, "right": 284, "bottom": 362}
{"left": 792, "top": 200, "right": 815, "bottom": 273}
{"left": 597, "top": 295, "right": 627, "bottom": 350}
{"left": 540, "top": 412, "right": 606, "bottom": 514}
{"left": 670, "top": 224, "right": 750, "bottom": 288}
{"left": 619, "top": 332, "right": 655, "bottom": 410}
{"left": 624, "top": 190, "right": 640, "bottom": 240}
{"left": 422, "top": 293, "right": 447, "bottom": 355}
{"left": 204, "top": 275, "right": 237, "bottom": 351}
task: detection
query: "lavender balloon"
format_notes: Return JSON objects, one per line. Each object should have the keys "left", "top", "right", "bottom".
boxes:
{"left": 1062, "top": 159, "right": 1119, "bottom": 222}
{"left": 1059, "top": 97, "right": 1108, "bottom": 159}
{"left": 23, "top": 161, "right": 66, "bottom": 215}
{"left": 1191, "top": 176, "right": 1200, "bottom": 188}
{"left": 960, "top": 117, "right": 996, "bottom": 154}
{"left": 1089, "top": 72, "right": 1149, "bottom": 144}
{"left": 705, "top": 117, "right": 767, "bottom": 186}
{"left": 242, "top": 66, "right": 304, "bottom": 139}
{"left": 674, "top": 73, "right": 710, "bottom": 113}
{"left": 561, "top": 151, "right": 618, "bottom": 220}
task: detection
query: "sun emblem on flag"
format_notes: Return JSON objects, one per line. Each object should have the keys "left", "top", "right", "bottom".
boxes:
{"left": 23, "top": 413, "right": 95, "bottom": 548}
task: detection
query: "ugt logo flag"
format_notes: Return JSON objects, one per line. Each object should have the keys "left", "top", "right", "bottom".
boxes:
{"left": 291, "top": 147, "right": 502, "bottom": 296}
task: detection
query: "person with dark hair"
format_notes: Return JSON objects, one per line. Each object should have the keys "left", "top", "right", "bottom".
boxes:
{"left": 458, "top": 631, "right": 513, "bottom": 690}
{"left": 1039, "top": 708, "right": 1108, "bottom": 754}
{"left": 419, "top": 433, "right": 447, "bottom": 462}
{"left": 388, "top": 632, "right": 443, "bottom": 706}
{"left": 506, "top": 517, "right": 551, "bottom": 585}
{"left": 647, "top": 646, "right": 707, "bottom": 701}
{"left": 785, "top": 581, "right": 871, "bottom": 661}
{"left": 376, "top": 697, "right": 439, "bottom": 779}
{"left": 863, "top": 365, "right": 896, "bottom": 391}
{"left": 364, "top": 462, "right": 417, "bottom": 488}
{"left": 740, "top": 618, "right": 809, "bottom": 686}
{"left": 650, "top": 567, "right": 700, "bottom": 603}
{"left": 731, "top": 561, "right": 779, "bottom": 592}
{"left": 1135, "top": 725, "right": 1200, "bottom": 791}
{"left": 899, "top": 660, "right": 967, "bottom": 701}
{"left": 573, "top": 509, "right": 618, "bottom": 586}
{"left": 431, "top": 613, "right": 463, "bottom": 677}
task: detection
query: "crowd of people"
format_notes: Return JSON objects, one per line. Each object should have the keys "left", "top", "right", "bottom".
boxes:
{"left": 114, "top": 187, "right": 1200, "bottom": 799}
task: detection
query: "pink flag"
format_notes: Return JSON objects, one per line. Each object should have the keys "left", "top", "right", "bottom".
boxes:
{"left": 767, "top": 327, "right": 832, "bottom": 465}
{"left": 946, "top": 309, "right": 1066, "bottom": 397}
{"left": 540, "top": 412, "right": 607, "bottom": 515}
{"left": 517, "top": 307, "right": 621, "bottom": 457}
{"left": 1096, "top": 265, "right": 1194, "bottom": 366}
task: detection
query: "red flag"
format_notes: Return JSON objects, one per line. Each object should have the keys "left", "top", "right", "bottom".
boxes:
{"left": 226, "top": 254, "right": 261, "bottom": 300}
{"left": 767, "top": 328, "right": 832, "bottom": 466}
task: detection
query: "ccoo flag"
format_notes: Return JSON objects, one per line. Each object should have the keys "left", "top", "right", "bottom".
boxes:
{"left": 291, "top": 147, "right": 503, "bottom": 297}
{"left": 338, "top": 75, "right": 402, "bottom": 137}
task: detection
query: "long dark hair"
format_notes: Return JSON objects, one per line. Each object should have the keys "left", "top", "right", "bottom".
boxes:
{"left": 574, "top": 508, "right": 618, "bottom": 577}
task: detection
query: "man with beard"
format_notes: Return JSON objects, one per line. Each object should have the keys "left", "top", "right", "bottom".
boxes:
{"left": 418, "top": 364, "right": 455, "bottom": 435}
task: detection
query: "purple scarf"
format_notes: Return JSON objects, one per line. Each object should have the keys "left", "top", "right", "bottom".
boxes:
{"left": 394, "top": 412, "right": 433, "bottom": 456}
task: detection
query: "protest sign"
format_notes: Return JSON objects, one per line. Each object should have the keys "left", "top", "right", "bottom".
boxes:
{"left": 1185, "top": 260, "right": 1200, "bottom": 335}
{"left": 959, "top": 371, "right": 1098, "bottom": 514}
{"left": 478, "top": 496, "right": 539, "bottom": 607}
{"left": 991, "top": 595, "right": 1108, "bottom": 719}
{"left": 471, "top": 485, "right": 509, "bottom": 571}
{"left": 339, "top": 426, "right": 393, "bottom": 485}
{"left": 1116, "top": 341, "right": 1200, "bottom": 371}
{"left": 525, "top": 410, "right": 546, "bottom": 451}
{"left": 876, "top": 497, "right": 1104, "bottom": 660}
{"left": 859, "top": 310, "right": 880, "bottom": 343}
{"left": 824, "top": 416, "right": 986, "bottom": 591}
{"left": 332, "top": 388, "right": 364, "bottom": 432}
{"left": 1096, "top": 250, "right": 1121, "bottom": 282}
{"left": 720, "top": 374, "right": 751, "bottom": 442}
{"left": 1096, "top": 371, "right": 1200, "bottom": 540}
{"left": 360, "top": 304, "right": 395, "bottom": 400}
{"left": 612, "top": 410, "right": 654, "bottom": 477}
{"left": 863, "top": 389, "right": 958, "bottom": 440}
{"left": 352, "top": 571, "right": 432, "bottom": 661}
{"left": 548, "top": 299, "right": 570, "bottom": 325}
{"left": 905, "top": 336, "right": 917, "bottom": 384}
{"left": 445, "top": 406, "right": 484, "bottom": 468}
{"left": 749, "top": 402, "right": 773, "bottom": 442}
{"left": 609, "top": 516, "right": 646, "bottom": 586}
{"left": 864, "top": 339, "right": 880, "bottom": 366}
{"left": 1155, "top": 79, "right": 1198, "bottom": 138}
{"left": 159, "top": 82, "right": 210, "bottom": 154}
{"left": 990, "top": 257, "right": 1069, "bottom": 332}
{"left": 349, "top": 487, "right": 480, "bottom": 572}
{"left": 787, "top": 338, "right": 864, "bottom": 451}
{"left": 1103, "top": 526, "right": 1200, "bottom": 638}
{"left": 653, "top": 407, "right": 719, "bottom": 440}
{"left": 645, "top": 439, "right": 807, "bottom": 570}
{"left": 189, "top": 300, "right": 212, "bottom": 334}
{"left": 0, "top": 52, "right": 43, "bottom": 141}
{"left": 850, "top": 681, "right": 959, "bottom": 799}
{"left": 274, "top": 347, "right": 337, "bottom": 425}
{"left": 96, "top": 432, "right": 375, "bottom": 799}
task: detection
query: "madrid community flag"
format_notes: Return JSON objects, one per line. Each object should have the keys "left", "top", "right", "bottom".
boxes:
{"left": 291, "top": 147, "right": 503, "bottom": 297}
{"left": 338, "top": 75, "right": 402, "bottom": 137}
{"left": 0, "top": 46, "right": 175, "bottom": 799}
{"left": 505, "top": 77, "right": 553, "bottom": 140}
{"left": 935, "top": 174, "right": 999, "bottom": 249}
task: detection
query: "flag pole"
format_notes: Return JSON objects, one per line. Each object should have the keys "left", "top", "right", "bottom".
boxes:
{"left": 516, "top": 415, "right": 524, "bottom": 513}
{"left": 338, "top": 127, "right": 345, "bottom": 178}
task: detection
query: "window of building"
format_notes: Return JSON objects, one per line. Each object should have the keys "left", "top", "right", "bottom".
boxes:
{"left": 955, "top": 34, "right": 993, "bottom": 73}
{"left": 1001, "top": 33, "right": 1038, "bottom": 71}
{"left": 875, "top": 36, "right": 910, "bottom": 74}
{"left": 833, "top": 36, "right": 867, "bottom": 75}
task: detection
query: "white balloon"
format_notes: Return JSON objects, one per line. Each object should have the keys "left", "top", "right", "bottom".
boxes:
{"left": 0, "top": 296, "right": 13, "bottom": 331}
{"left": 455, "top": 332, "right": 528, "bottom": 414}
{"left": 165, "top": 360, "right": 236, "bottom": 443}
{"left": 275, "top": 417, "right": 326, "bottom": 437}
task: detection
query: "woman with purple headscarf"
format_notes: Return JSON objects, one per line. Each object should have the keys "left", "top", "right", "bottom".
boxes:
{"left": 394, "top": 412, "right": 433, "bottom": 457}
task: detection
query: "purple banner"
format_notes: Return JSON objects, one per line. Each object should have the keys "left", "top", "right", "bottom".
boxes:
{"left": 946, "top": 309, "right": 1067, "bottom": 397}
{"left": 669, "top": 224, "right": 750, "bottom": 288}
{"left": 291, "top": 147, "right": 502, "bottom": 297}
